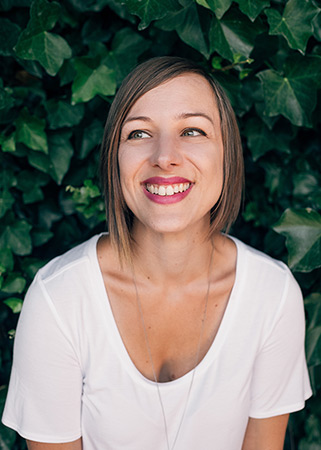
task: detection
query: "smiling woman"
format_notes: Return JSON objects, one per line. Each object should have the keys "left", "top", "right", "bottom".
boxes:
{"left": 2, "top": 57, "right": 312, "bottom": 450}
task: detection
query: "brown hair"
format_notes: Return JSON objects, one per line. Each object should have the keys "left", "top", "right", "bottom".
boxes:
{"left": 100, "top": 56, "right": 244, "bottom": 261}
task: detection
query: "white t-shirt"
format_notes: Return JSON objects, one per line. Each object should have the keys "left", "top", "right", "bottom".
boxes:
{"left": 2, "top": 234, "right": 312, "bottom": 449}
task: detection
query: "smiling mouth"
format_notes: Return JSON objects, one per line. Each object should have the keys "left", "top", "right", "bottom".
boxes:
{"left": 145, "top": 183, "right": 191, "bottom": 196}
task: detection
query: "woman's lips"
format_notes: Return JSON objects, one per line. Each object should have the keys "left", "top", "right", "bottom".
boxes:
{"left": 141, "top": 177, "right": 193, "bottom": 204}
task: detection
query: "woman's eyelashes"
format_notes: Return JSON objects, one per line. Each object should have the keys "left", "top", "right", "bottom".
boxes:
{"left": 182, "top": 127, "right": 207, "bottom": 137}
{"left": 128, "top": 130, "right": 151, "bottom": 140}
{"left": 126, "top": 127, "right": 207, "bottom": 140}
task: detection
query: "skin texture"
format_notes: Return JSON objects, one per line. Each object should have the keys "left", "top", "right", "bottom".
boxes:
{"left": 26, "top": 438, "right": 82, "bottom": 449}
{"left": 27, "top": 74, "right": 290, "bottom": 449}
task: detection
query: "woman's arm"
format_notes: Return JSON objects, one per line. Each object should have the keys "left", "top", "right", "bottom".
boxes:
{"left": 26, "top": 438, "right": 82, "bottom": 450}
{"left": 242, "top": 414, "right": 289, "bottom": 450}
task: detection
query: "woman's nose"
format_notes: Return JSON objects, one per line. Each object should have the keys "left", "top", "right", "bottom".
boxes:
{"left": 150, "top": 135, "right": 183, "bottom": 170}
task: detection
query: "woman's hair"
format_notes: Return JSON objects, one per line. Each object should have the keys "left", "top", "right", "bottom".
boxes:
{"left": 100, "top": 56, "right": 244, "bottom": 261}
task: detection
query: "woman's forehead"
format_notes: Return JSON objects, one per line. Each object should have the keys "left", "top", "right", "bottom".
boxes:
{"left": 124, "top": 73, "right": 219, "bottom": 120}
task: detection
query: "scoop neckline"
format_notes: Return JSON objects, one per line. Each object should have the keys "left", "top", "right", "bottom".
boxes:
{"left": 89, "top": 233, "right": 247, "bottom": 389}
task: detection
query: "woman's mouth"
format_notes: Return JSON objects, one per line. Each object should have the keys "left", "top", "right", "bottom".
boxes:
{"left": 141, "top": 177, "right": 193, "bottom": 204}
{"left": 145, "top": 182, "right": 191, "bottom": 196}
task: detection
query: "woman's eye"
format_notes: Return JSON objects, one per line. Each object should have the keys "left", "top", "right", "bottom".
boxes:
{"left": 182, "top": 128, "right": 206, "bottom": 137}
{"left": 128, "top": 130, "right": 150, "bottom": 140}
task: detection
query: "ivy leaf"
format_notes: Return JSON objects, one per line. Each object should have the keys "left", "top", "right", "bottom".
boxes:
{"left": 258, "top": 54, "right": 320, "bottom": 125}
{"left": 48, "top": 132, "right": 74, "bottom": 185}
{"left": 106, "top": 28, "right": 151, "bottom": 83}
{"left": 16, "top": 170, "right": 48, "bottom": 204}
{"left": 45, "top": 100, "right": 85, "bottom": 129}
{"left": 209, "top": 8, "right": 264, "bottom": 61}
{"left": 273, "top": 208, "right": 321, "bottom": 272}
{"left": 235, "top": 0, "right": 271, "bottom": 22}
{"left": 156, "top": 0, "right": 209, "bottom": 58}
{"left": 71, "top": 58, "right": 116, "bottom": 104}
{"left": 195, "top": 0, "right": 232, "bottom": 19}
{"left": 77, "top": 119, "right": 103, "bottom": 159}
{"left": 120, "top": 0, "right": 180, "bottom": 30}
{"left": 2, "top": 273, "right": 26, "bottom": 294}
{"left": 0, "top": 248, "right": 14, "bottom": 272}
{"left": 265, "top": 0, "right": 320, "bottom": 54}
{"left": 0, "top": 133, "right": 16, "bottom": 153}
{"left": 244, "top": 117, "right": 292, "bottom": 160}
{"left": 0, "top": 18, "right": 21, "bottom": 56}
{"left": 3, "top": 298, "right": 23, "bottom": 314}
{"left": 257, "top": 55, "right": 321, "bottom": 127}
{"left": 0, "top": 219, "right": 32, "bottom": 256}
{"left": 0, "top": 188, "right": 15, "bottom": 218}
{"left": 14, "top": 0, "right": 72, "bottom": 76}
{"left": 15, "top": 108, "right": 48, "bottom": 153}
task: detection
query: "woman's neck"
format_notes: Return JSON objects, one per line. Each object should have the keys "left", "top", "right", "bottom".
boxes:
{"left": 130, "top": 222, "right": 218, "bottom": 287}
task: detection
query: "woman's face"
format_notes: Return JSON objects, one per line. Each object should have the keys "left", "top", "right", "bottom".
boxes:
{"left": 118, "top": 73, "right": 224, "bottom": 236}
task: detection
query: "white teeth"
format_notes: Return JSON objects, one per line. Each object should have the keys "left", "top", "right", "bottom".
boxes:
{"left": 145, "top": 182, "right": 191, "bottom": 196}
{"left": 158, "top": 186, "right": 166, "bottom": 196}
{"left": 166, "top": 185, "right": 174, "bottom": 196}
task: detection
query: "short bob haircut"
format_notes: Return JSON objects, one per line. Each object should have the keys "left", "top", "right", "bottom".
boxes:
{"left": 100, "top": 56, "right": 244, "bottom": 262}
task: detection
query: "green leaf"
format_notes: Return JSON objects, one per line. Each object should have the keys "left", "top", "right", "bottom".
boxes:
{"left": 45, "top": 99, "right": 84, "bottom": 129}
{"left": 48, "top": 132, "right": 74, "bottom": 184}
{"left": 14, "top": 0, "right": 72, "bottom": 76}
{"left": 235, "top": 0, "right": 270, "bottom": 21}
{"left": 0, "top": 133, "right": 16, "bottom": 153}
{"left": 0, "top": 248, "right": 14, "bottom": 272}
{"left": 16, "top": 170, "right": 48, "bottom": 204}
{"left": 305, "top": 293, "right": 321, "bottom": 333}
{"left": 0, "top": 18, "right": 21, "bottom": 56}
{"left": 71, "top": 59, "right": 116, "bottom": 104}
{"left": 0, "top": 84, "right": 14, "bottom": 111}
{"left": 244, "top": 117, "right": 291, "bottom": 160}
{"left": 65, "top": 0, "right": 110, "bottom": 12}
{"left": 15, "top": 108, "right": 48, "bottom": 153}
{"left": 195, "top": 0, "right": 232, "bottom": 19}
{"left": 0, "top": 188, "right": 14, "bottom": 218}
{"left": 27, "top": 151, "right": 51, "bottom": 174}
{"left": 0, "top": 219, "right": 32, "bottom": 256}
{"left": 257, "top": 54, "right": 321, "bottom": 127}
{"left": 2, "top": 273, "right": 26, "bottom": 294}
{"left": 77, "top": 119, "right": 103, "bottom": 159}
{"left": 156, "top": 1, "right": 209, "bottom": 58}
{"left": 31, "top": 228, "right": 53, "bottom": 247}
{"left": 299, "top": 415, "right": 321, "bottom": 448}
{"left": 3, "top": 297, "right": 23, "bottom": 314}
{"left": 273, "top": 208, "right": 321, "bottom": 272}
{"left": 209, "top": 8, "right": 264, "bottom": 61}
{"left": 0, "top": 386, "right": 16, "bottom": 448}
{"left": 120, "top": 0, "right": 180, "bottom": 30}
{"left": 106, "top": 28, "right": 151, "bottom": 83}
{"left": 265, "top": 0, "right": 320, "bottom": 54}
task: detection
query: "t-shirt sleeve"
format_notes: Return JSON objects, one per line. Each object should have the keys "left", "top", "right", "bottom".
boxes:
{"left": 2, "top": 274, "right": 83, "bottom": 443}
{"left": 249, "top": 269, "right": 312, "bottom": 418}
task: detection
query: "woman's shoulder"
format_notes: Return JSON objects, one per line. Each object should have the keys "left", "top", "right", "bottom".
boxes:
{"left": 229, "top": 235, "right": 291, "bottom": 275}
{"left": 36, "top": 233, "right": 102, "bottom": 285}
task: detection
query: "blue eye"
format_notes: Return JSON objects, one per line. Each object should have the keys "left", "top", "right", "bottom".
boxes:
{"left": 182, "top": 128, "right": 206, "bottom": 137}
{"left": 128, "top": 130, "right": 150, "bottom": 139}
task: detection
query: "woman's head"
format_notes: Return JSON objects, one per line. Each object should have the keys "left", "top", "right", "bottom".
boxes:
{"left": 100, "top": 56, "right": 244, "bottom": 260}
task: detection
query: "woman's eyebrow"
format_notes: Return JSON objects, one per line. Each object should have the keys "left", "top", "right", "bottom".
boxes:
{"left": 123, "top": 115, "right": 152, "bottom": 126}
{"left": 123, "top": 112, "right": 214, "bottom": 126}
{"left": 176, "top": 112, "right": 214, "bottom": 124}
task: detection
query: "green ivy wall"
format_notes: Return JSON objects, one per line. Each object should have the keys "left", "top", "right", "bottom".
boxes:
{"left": 0, "top": 0, "right": 320, "bottom": 448}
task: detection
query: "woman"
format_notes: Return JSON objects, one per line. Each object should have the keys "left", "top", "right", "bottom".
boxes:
{"left": 2, "top": 57, "right": 312, "bottom": 449}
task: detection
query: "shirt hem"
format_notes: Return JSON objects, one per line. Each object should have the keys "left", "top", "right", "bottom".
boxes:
{"left": 1, "top": 418, "right": 82, "bottom": 443}
{"left": 249, "top": 394, "right": 313, "bottom": 419}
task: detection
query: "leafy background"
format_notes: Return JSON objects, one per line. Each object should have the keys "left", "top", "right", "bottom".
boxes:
{"left": 0, "top": 0, "right": 320, "bottom": 448}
